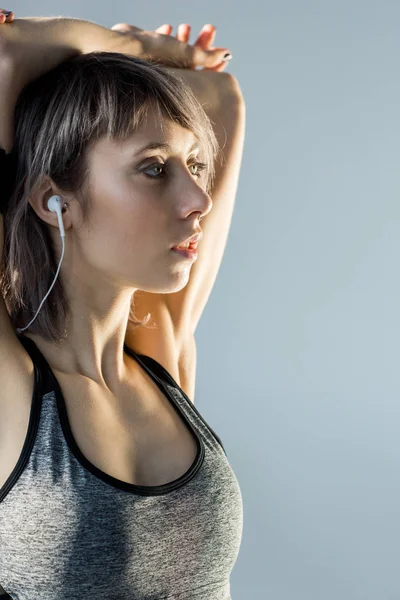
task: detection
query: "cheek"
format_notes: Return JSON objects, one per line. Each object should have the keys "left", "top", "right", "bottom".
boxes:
{"left": 81, "top": 181, "right": 166, "bottom": 268}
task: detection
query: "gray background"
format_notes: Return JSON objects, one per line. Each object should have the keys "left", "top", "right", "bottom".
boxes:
{"left": 12, "top": 0, "right": 400, "bottom": 598}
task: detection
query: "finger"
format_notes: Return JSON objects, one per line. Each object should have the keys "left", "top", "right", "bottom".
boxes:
{"left": 198, "top": 46, "right": 233, "bottom": 70}
{"left": 155, "top": 24, "right": 173, "bottom": 35}
{"left": 193, "top": 24, "right": 216, "bottom": 49}
{"left": 176, "top": 23, "right": 190, "bottom": 43}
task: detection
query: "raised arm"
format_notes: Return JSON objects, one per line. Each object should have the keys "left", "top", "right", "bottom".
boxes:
{"left": 0, "top": 15, "right": 232, "bottom": 152}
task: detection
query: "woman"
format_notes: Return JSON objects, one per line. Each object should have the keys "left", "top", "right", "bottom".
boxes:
{"left": 0, "top": 11, "right": 245, "bottom": 600}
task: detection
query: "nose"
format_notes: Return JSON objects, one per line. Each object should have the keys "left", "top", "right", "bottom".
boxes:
{"left": 178, "top": 178, "right": 213, "bottom": 221}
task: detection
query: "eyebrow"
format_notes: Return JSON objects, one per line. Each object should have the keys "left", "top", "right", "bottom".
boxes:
{"left": 135, "top": 141, "right": 200, "bottom": 155}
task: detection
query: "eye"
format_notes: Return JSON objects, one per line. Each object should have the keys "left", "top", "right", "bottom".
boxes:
{"left": 143, "top": 161, "right": 207, "bottom": 179}
{"left": 189, "top": 161, "right": 208, "bottom": 178}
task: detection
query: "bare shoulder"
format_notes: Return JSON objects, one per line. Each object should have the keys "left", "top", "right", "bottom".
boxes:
{"left": 124, "top": 293, "right": 197, "bottom": 402}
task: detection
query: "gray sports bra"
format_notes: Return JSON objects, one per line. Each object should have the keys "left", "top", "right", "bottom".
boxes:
{"left": 0, "top": 334, "right": 243, "bottom": 600}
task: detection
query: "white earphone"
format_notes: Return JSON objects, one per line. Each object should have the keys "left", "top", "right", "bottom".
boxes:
{"left": 47, "top": 194, "right": 66, "bottom": 238}
{"left": 16, "top": 194, "right": 67, "bottom": 334}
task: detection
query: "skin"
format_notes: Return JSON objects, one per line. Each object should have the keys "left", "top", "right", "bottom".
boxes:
{"left": 26, "top": 107, "right": 213, "bottom": 390}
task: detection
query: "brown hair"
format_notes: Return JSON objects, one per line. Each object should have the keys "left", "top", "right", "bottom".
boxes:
{"left": 0, "top": 52, "right": 220, "bottom": 342}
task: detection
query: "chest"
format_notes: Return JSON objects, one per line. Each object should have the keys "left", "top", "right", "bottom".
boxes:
{"left": 54, "top": 366, "right": 198, "bottom": 488}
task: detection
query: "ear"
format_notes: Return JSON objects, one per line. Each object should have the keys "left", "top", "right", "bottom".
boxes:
{"left": 28, "top": 176, "right": 74, "bottom": 234}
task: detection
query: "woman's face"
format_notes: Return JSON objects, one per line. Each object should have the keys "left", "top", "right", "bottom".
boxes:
{"left": 69, "top": 109, "right": 213, "bottom": 295}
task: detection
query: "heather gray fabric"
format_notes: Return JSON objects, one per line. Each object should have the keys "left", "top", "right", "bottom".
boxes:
{"left": 0, "top": 334, "right": 243, "bottom": 600}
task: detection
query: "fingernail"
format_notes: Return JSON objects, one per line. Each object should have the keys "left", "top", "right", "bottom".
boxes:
{"left": 222, "top": 52, "right": 233, "bottom": 62}
{"left": 2, "top": 10, "right": 12, "bottom": 16}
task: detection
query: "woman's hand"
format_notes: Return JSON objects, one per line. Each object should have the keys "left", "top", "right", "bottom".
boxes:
{"left": 153, "top": 23, "right": 231, "bottom": 72}
{"left": 110, "top": 21, "right": 232, "bottom": 70}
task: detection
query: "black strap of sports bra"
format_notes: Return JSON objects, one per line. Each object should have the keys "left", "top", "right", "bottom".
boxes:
{"left": 123, "top": 343, "right": 180, "bottom": 391}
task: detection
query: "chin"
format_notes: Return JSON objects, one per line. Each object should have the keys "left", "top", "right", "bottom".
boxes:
{"left": 136, "top": 269, "right": 190, "bottom": 295}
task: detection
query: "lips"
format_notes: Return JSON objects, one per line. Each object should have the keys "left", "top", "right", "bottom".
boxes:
{"left": 176, "top": 241, "right": 198, "bottom": 250}
{"left": 171, "top": 232, "right": 203, "bottom": 249}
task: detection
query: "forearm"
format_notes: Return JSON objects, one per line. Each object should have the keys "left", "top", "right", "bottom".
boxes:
{"left": 13, "top": 16, "right": 142, "bottom": 55}
{"left": 0, "top": 17, "right": 142, "bottom": 81}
